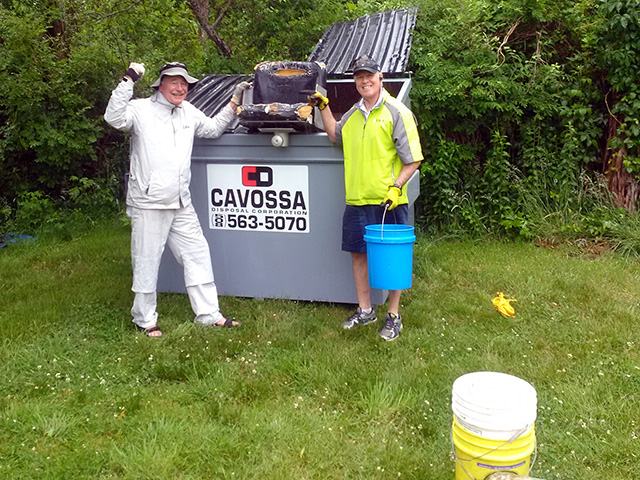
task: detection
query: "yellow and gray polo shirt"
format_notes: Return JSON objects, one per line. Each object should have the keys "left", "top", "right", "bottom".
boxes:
{"left": 335, "top": 88, "right": 423, "bottom": 206}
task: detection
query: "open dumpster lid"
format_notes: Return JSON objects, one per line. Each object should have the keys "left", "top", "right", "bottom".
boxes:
{"left": 187, "top": 74, "right": 251, "bottom": 118}
{"left": 186, "top": 8, "right": 417, "bottom": 118}
{"left": 308, "top": 8, "right": 417, "bottom": 78}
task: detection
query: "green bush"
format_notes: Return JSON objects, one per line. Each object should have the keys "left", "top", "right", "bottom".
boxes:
{"left": 1, "top": 0, "right": 639, "bottom": 245}
{"left": 6, "top": 176, "right": 121, "bottom": 240}
{"left": 12, "top": 191, "right": 58, "bottom": 233}
{"left": 409, "top": 0, "right": 617, "bottom": 237}
{"left": 0, "top": 6, "right": 100, "bottom": 202}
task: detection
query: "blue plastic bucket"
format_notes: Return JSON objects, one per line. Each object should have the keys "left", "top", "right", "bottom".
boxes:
{"left": 364, "top": 224, "right": 416, "bottom": 290}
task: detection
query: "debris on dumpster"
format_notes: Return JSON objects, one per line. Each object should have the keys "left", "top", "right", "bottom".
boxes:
{"left": 237, "top": 102, "right": 314, "bottom": 126}
{"left": 238, "top": 60, "right": 326, "bottom": 132}
{"left": 252, "top": 61, "right": 326, "bottom": 105}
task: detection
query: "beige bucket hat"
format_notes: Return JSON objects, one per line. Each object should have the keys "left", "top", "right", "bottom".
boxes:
{"left": 151, "top": 62, "right": 199, "bottom": 89}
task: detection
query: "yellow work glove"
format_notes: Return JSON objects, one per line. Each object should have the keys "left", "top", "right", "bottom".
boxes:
{"left": 307, "top": 91, "right": 329, "bottom": 110}
{"left": 382, "top": 185, "right": 402, "bottom": 210}
{"left": 492, "top": 292, "right": 516, "bottom": 317}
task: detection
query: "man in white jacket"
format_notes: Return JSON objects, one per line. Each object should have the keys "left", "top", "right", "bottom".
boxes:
{"left": 105, "top": 62, "right": 249, "bottom": 337}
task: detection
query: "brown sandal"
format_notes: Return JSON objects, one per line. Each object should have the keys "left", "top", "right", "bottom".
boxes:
{"left": 136, "top": 325, "right": 163, "bottom": 337}
{"left": 214, "top": 318, "right": 242, "bottom": 328}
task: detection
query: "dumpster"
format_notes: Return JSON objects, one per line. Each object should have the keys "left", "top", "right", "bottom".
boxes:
{"left": 157, "top": 8, "right": 419, "bottom": 305}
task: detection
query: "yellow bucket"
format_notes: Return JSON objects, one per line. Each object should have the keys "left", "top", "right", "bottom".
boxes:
{"left": 452, "top": 416, "right": 536, "bottom": 480}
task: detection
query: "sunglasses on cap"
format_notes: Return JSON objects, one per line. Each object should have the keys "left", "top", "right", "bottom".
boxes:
{"left": 350, "top": 55, "right": 381, "bottom": 74}
{"left": 159, "top": 62, "right": 188, "bottom": 73}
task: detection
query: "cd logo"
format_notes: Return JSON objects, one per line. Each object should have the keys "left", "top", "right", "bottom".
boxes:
{"left": 242, "top": 166, "right": 273, "bottom": 187}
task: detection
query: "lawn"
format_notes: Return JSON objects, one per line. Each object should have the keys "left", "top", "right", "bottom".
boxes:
{"left": 0, "top": 219, "right": 638, "bottom": 479}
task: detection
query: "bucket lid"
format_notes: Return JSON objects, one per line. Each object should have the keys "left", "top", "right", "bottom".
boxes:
{"left": 452, "top": 372, "right": 537, "bottom": 433}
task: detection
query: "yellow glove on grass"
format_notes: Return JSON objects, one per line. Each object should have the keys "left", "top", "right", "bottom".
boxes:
{"left": 492, "top": 292, "right": 516, "bottom": 317}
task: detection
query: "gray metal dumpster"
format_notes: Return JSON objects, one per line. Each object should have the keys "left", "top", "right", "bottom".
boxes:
{"left": 157, "top": 8, "right": 419, "bottom": 305}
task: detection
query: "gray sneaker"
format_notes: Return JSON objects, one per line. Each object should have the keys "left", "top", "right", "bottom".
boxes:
{"left": 342, "top": 308, "right": 377, "bottom": 329}
{"left": 379, "top": 313, "right": 403, "bottom": 341}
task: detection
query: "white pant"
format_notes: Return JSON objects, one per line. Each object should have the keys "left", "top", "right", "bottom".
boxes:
{"left": 127, "top": 205, "right": 223, "bottom": 328}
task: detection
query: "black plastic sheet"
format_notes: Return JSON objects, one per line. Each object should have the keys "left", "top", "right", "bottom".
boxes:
{"left": 253, "top": 61, "right": 326, "bottom": 105}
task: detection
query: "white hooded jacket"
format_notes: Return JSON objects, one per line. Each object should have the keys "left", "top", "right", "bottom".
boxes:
{"left": 104, "top": 79, "right": 235, "bottom": 209}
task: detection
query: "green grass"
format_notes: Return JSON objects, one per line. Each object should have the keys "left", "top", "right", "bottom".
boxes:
{"left": 1, "top": 219, "right": 639, "bottom": 479}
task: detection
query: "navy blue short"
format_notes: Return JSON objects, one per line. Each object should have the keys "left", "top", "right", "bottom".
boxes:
{"left": 342, "top": 204, "right": 409, "bottom": 253}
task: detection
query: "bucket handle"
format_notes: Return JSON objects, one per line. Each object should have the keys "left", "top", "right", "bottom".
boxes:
{"left": 450, "top": 424, "right": 538, "bottom": 480}
{"left": 380, "top": 203, "right": 389, "bottom": 241}
{"left": 377, "top": 203, "right": 405, "bottom": 241}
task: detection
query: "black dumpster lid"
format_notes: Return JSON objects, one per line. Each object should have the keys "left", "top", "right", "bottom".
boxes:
{"left": 187, "top": 74, "right": 250, "bottom": 118}
{"left": 186, "top": 8, "right": 417, "bottom": 117}
{"left": 308, "top": 8, "right": 417, "bottom": 78}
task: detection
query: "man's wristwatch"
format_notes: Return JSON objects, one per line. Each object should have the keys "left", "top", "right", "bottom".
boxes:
{"left": 391, "top": 183, "right": 402, "bottom": 190}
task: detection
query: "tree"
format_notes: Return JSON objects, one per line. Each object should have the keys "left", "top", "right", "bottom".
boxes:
{"left": 3, "top": 0, "right": 639, "bottom": 237}
{"left": 0, "top": 0, "right": 212, "bottom": 216}
{"left": 409, "top": 0, "right": 609, "bottom": 234}
{"left": 594, "top": 0, "right": 640, "bottom": 210}
{"left": 188, "top": 0, "right": 233, "bottom": 57}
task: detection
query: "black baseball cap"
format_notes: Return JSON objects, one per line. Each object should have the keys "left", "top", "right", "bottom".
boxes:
{"left": 351, "top": 55, "right": 381, "bottom": 74}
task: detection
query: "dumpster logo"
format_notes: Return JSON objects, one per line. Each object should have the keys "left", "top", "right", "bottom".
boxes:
{"left": 207, "top": 164, "right": 309, "bottom": 233}
{"left": 242, "top": 166, "right": 273, "bottom": 187}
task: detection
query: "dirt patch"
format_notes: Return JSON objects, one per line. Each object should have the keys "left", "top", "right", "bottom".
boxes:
{"left": 535, "top": 237, "right": 614, "bottom": 259}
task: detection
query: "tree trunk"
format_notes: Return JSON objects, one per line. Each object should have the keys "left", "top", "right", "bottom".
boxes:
{"left": 187, "top": 0, "right": 233, "bottom": 58}
{"left": 605, "top": 113, "right": 640, "bottom": 211}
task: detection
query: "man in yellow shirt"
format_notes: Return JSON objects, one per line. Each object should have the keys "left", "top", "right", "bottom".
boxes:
{"left": 314, "top": 56, "right": 423, "bottom": 341}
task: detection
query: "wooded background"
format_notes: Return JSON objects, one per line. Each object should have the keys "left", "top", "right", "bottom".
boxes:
{"left": 1, "top": 0, "right": 639, "bottom": 237}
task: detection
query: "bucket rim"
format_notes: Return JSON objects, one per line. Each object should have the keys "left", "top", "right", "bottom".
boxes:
{"left": 364, "top": 235, "right": 416, "bottom": 245}
{"left": 452, "top": 397, "right": 537, "bottom": 420}
{"left": 453, "top": 415, "right": 535, "bottom": 441}
{"left": 452, "top": 371, "right": 537, "bottom": 408}
{"left": 364, "top": 223, "right": 415, "bottom": 232}
{"left": 364, "top": 224, "right": 416, "bottom": 244}
{"left": 452, "top": 413, "right": 537, "bottom": 432}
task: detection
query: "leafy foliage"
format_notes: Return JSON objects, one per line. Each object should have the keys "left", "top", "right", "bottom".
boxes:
{"left": 594, "top": 0, "right": 640, "bottom": 174}
{"left": 408, "top": 0, "right": 630, "bottom": 237}
{"left": 1, "top": 0, "right": 639, "bottom": 243}
{"left": 211, "top": 0, "right": 355, "bottom": 64}
{"left": 0, "top": 4, "right": 100, "bottom": 199}
{"left": 0, "top": 0, "right": 203, "bottom": 231}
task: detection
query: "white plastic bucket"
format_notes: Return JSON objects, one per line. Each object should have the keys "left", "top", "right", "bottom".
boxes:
{"left": 451, "top": 372, "right": 538, "bottom": 480}
{"left": 452, "top": 371, "right": 537, "bottom": 440}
